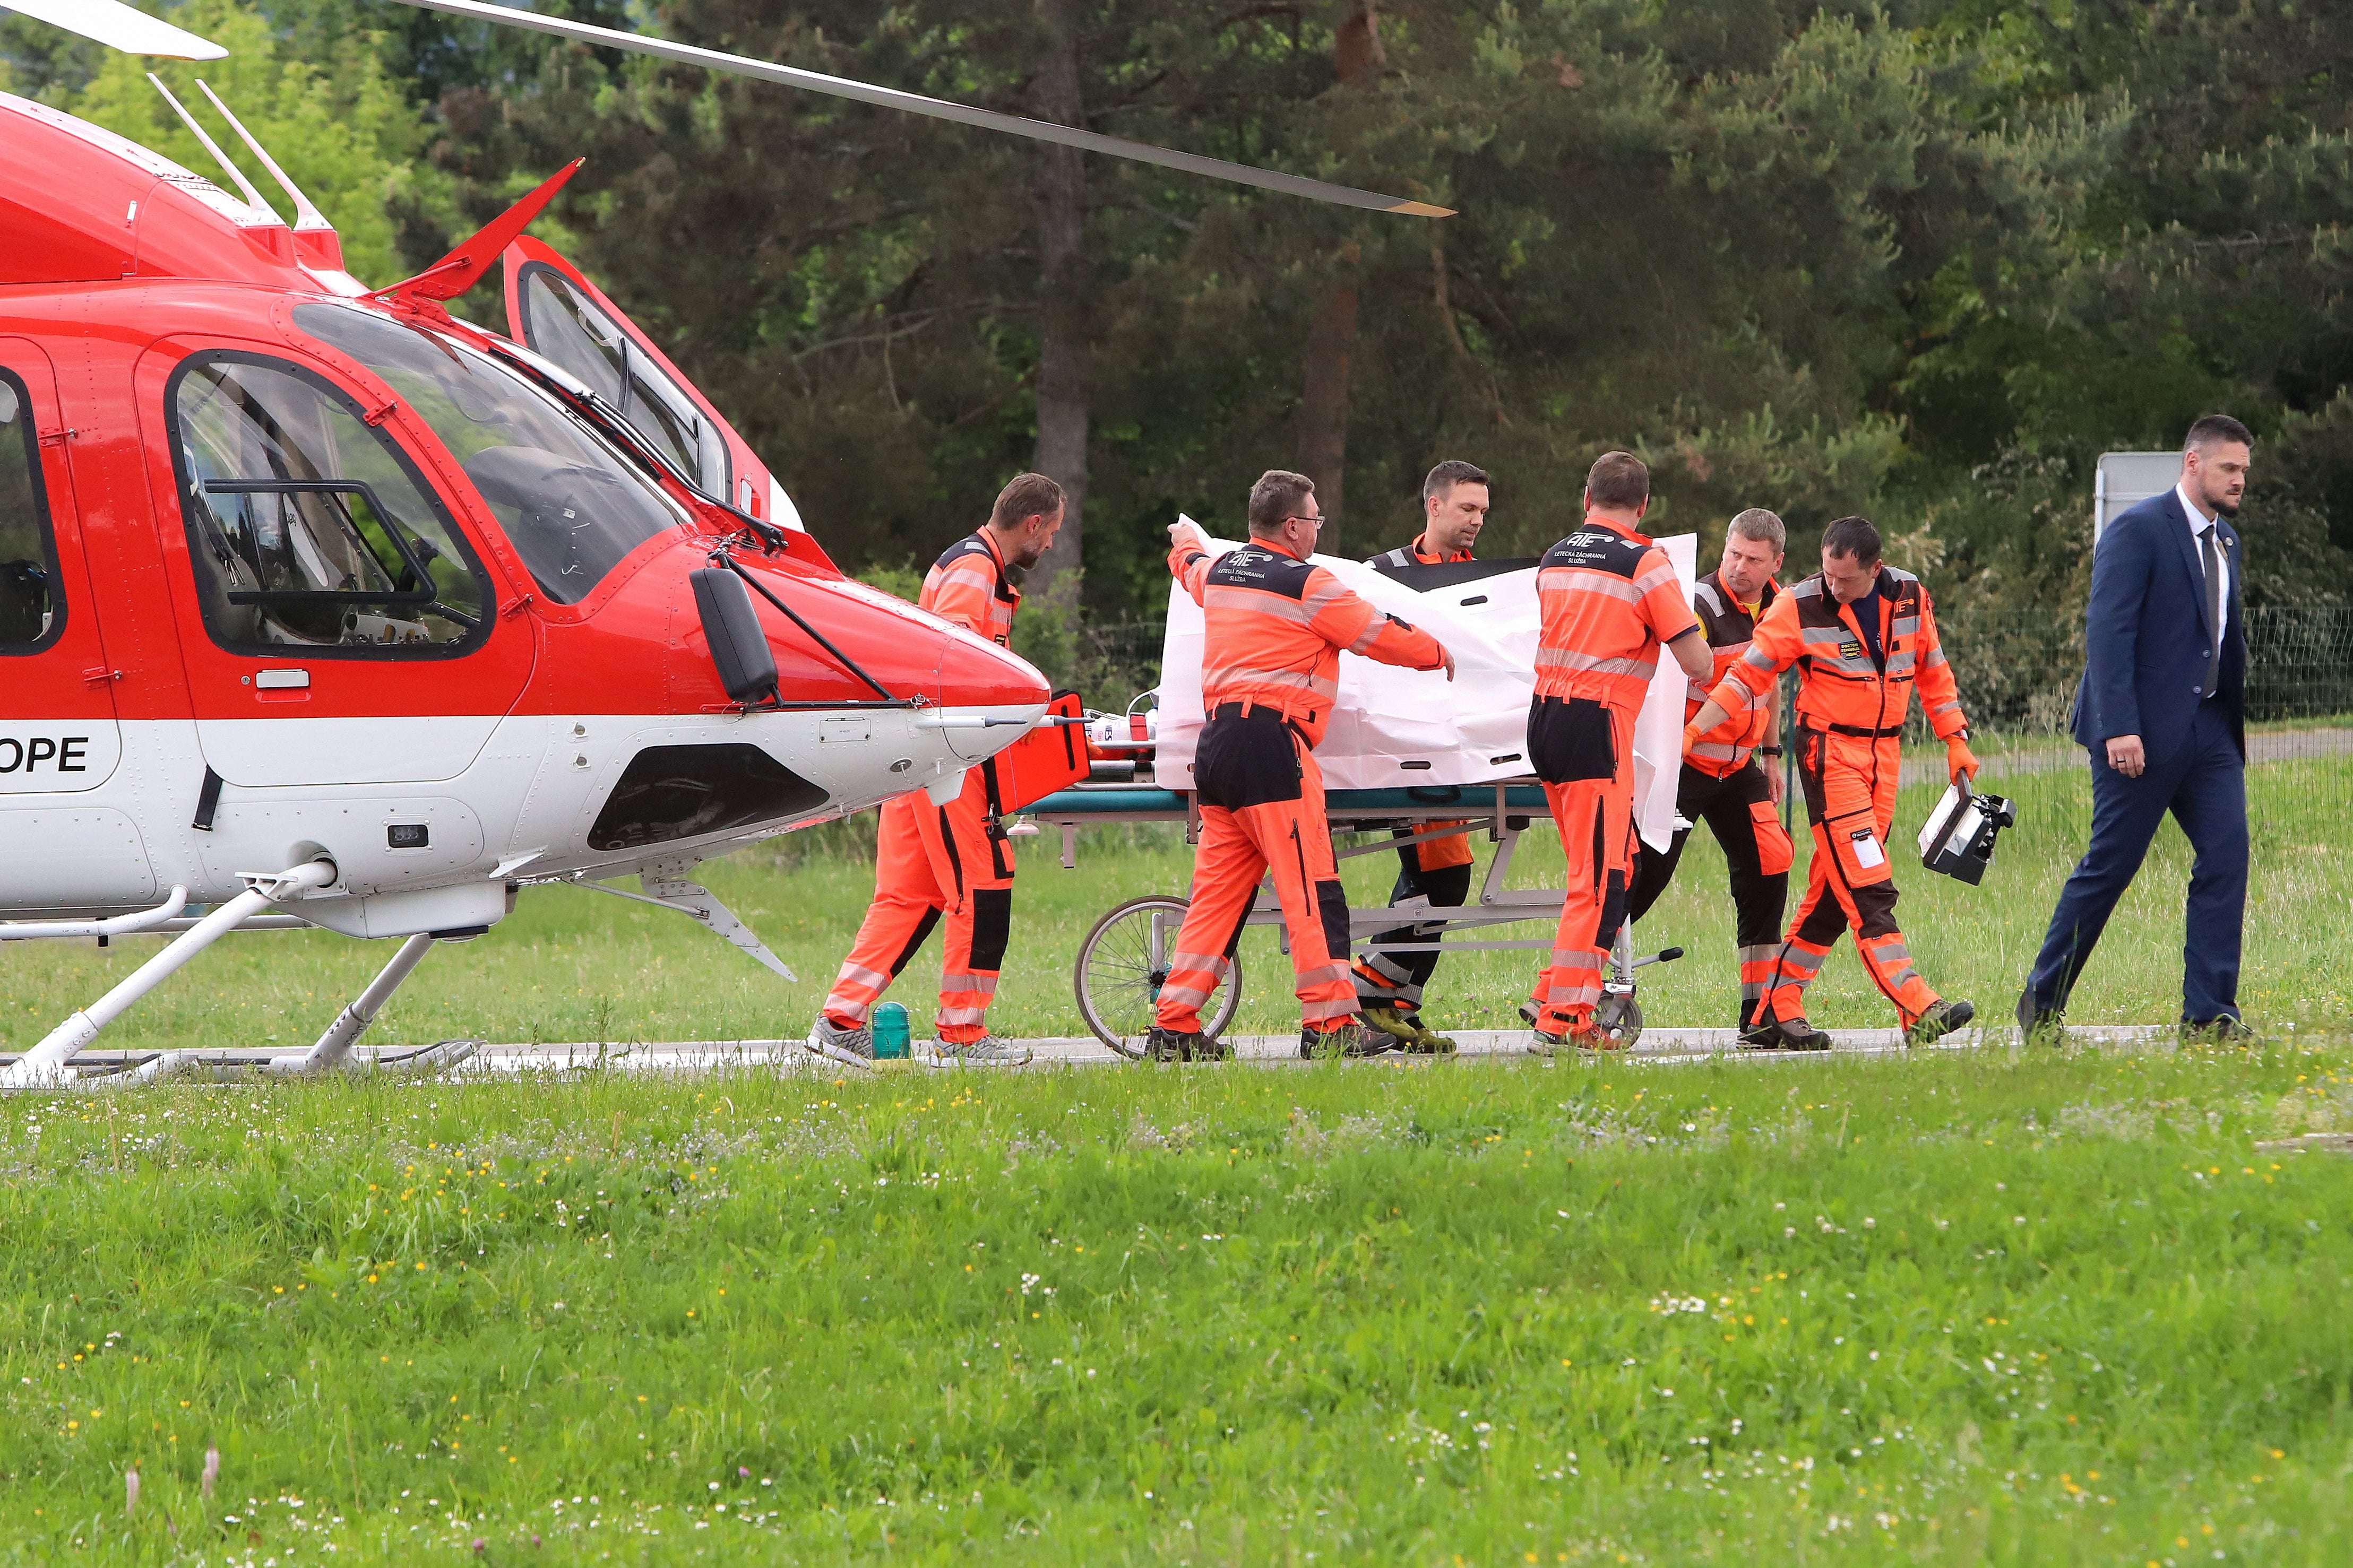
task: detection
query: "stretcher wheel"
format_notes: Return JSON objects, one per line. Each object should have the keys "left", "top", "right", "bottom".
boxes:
{"left": 1593, "top": 992, "right": 1643, "bottom": 1050}
{"left": 1075, "top": 895, "right": 1243, "bottom": 1058}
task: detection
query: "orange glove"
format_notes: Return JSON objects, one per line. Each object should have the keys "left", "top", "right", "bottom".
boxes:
{"left": 1946, "top": 735, "right": 1980, "bottom": 786}
{"left": 1682, "top": 722, "right": 1705, "bottom": 757}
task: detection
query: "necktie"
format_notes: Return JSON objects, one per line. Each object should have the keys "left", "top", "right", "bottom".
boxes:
{"left": 2200, "top": 524, "right": 2223, "bottom": 699}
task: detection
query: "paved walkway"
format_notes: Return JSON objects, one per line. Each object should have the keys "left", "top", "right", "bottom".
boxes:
{"left": 426, "top": 1022, "right": 2184, "bottom": 1077}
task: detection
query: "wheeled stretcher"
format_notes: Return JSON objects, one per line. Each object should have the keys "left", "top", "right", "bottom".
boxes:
{"left": 1024, "top": 778, "right": 1681, "bottom": 1056}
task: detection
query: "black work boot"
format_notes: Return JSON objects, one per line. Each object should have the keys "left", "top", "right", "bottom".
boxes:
{"left": 1740, "top": 1011, "right": 1830, "bottom": 1051}
{"left": 1300, "top": 1023, "right": 1392, "bottom": 1059}
{"left": 1145, "top": 1026, "right": 1206, "bottom": 1062}
{"left": 1905, "top": 998, "right": 1976, "bottom": 1047}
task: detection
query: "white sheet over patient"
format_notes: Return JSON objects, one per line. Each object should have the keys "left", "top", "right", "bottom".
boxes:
{"left": 1153, "top": 524, "right": 1697, "bottom": 853}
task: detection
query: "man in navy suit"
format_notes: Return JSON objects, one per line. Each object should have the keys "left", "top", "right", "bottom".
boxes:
{"left": 2019, "top": 415, "right": 2253, "bottom": 1042}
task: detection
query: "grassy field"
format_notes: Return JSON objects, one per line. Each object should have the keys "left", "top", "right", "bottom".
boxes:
{"left": 8, "top": 1046, "right": 2353, "bottom": 1562}
{"left": 0, "top": 750, "right": 2343, "bottom": 1053}
{"left": 2, "top": 751, "right": 2351, "bottom": 1563}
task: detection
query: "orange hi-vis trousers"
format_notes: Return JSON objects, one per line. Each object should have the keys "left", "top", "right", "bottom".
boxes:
{"left": 1154, "top": 708, "right": 1357, "bottom": 1034}
{"left": 1763, "top": 725, "right": 1941, "bottom": 1029}
{"left": 1528, "top": 695, "right": 1640, "bottom": 1033}
{"left": 822, "top": 767, "right": 1013, "bottom": 1044}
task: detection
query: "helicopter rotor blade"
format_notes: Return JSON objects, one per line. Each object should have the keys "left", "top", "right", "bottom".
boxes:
{"left": 4, "top": 0, "right": 227, "bottom": 58}
{"left": 382, "top": 0, "right": 1452, "bottom": 218}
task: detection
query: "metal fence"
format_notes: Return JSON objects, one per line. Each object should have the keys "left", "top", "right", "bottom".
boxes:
{"left": 1070, "top": 605, "right": 2353, "bottom": 735}
{"left": 1930, "top": 605, "right": 2353, "bottom": 735}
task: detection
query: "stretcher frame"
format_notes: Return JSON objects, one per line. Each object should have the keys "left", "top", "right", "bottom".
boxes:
{"left": 1024, "top": 778, "right": 1678, "bottom": 1054}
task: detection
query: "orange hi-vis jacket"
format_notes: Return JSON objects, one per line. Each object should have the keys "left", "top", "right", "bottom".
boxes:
{"left": 1171, "top": 533, "right": 1446, "bottom": 747}
{"left": 922, "top": 531, "right": 1019, "bottom": 645}
{"left": 1684, "top": 570, "right": 1781, "bottom": 777}
{"left": 1706, "top": 566, "right": 1967, "bottom": 741}
{"left": 1368, "top": 533, "right": 1475, "bottom": 571}
{"left": 1535, "top": 516, "right": 1700, "bottom": 711}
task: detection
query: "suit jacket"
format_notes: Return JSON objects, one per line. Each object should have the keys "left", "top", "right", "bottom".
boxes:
{"left": 2071, "top": 488, "right": 2245, "bottom": 763}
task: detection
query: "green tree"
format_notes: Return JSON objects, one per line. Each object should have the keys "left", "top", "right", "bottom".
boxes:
{"left": 20, "top": 0, "right": 438, "bottom": 286}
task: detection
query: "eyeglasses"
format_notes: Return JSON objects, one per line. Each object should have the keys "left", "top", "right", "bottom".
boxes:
{"left": 1285, "top": 513, "right": 1327, "bottom": 528}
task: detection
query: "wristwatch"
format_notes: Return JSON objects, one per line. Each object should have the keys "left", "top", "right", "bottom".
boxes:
{"left": 1759, "top": 745, "right": 1784, "bottom": 757}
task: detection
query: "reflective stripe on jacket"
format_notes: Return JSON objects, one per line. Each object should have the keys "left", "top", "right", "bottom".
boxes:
{"left": 1535, "top": 516, "right": 1700, "bottom": 712}
{"left": 1369, "top": 535, "right": 1474, "bottom": 570}
{"left": 1171, "top": 534, "right": 1445, "bottom": 748}
{"left": 1705, "top": 566, "right": 1968, "bottom": 741}
{"left": 921, "top": 532, "right": 1019, "bottom": 645}
{"left": 1684, "top": 570, "right": 1780, "bottom": 776}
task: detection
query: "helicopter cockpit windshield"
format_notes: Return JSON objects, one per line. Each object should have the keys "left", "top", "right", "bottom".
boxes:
{"left": 294, "top": 302, "right": 688, "bottom": 607}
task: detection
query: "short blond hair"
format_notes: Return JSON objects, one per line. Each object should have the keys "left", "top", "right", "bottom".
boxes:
{"left": 1727, "top": 508, "right": 1785, "bottom": 549}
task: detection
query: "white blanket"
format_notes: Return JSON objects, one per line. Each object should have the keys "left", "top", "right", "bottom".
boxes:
{"left": 1154, "top": 525, "right": 1697, "bottom": 852}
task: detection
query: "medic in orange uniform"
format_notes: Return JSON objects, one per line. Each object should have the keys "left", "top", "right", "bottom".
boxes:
{"left": 806, "top": 473, "right": 1067, "bottom": 1068}
{"left": 1352, "top": 458, "right": 1493, "bottom": 1053}
{"left": 1525, "top": 452, "right": 1716, "bottom": 1052}
{"left": 1147, "top": 470, "right": 1455, "bottom": 1062}
{"left": 1624, "top": 508, "right": 1796, "bottom": 1034}
{"left": 1687, "top": 514, "right": 1980, "bottom": 1050}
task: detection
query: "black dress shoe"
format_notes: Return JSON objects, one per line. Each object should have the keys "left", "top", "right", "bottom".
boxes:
{"left": 2015, "top": 993, "right": 2065, "bottom": 1043}
{"left": 2181, "top": 1015, "right": 2257, "bottom": 1046}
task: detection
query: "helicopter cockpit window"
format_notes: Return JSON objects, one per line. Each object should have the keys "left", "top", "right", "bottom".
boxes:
{"left": 514, "top": 263, "right": 729, "bottom": 498}
{"left": 168, "top": 354, "right": 489, "bottom": 656}
{"left": 294, "top": 302, "right": 687, "bottom": 607}
{"left": 0, "top": 369, "right": 63, "bottom": 654}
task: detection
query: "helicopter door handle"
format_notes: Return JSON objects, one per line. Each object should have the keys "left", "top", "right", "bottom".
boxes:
{"left": 255, "top": 669, "right": 310, "bottom": 690}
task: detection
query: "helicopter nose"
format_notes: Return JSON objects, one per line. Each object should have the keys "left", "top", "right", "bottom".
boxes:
{"left": 934, "top": 628, "right": 1050, "bottom": 712}
{"left": 774, "top": 573, "right": 1046, "bottom": 717}
{"left": 932, "top": 627, "right": 1050, "bottom": 762}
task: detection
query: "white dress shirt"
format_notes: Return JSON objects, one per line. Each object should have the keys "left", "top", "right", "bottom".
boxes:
{"left": 2174, "top": 481, "right": 2231, "bottom": 613}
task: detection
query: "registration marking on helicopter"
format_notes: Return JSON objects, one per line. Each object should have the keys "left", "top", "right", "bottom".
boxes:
{"left": 0, "top": 729, "right": 117, "bottom": 791}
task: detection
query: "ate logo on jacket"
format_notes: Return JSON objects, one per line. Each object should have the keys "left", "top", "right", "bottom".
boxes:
{"left": 1208, "top": 543, "right": 1315, "bottom": 598}
{"left": 1548, "top": 530, "right": 1653, "bottom": 577}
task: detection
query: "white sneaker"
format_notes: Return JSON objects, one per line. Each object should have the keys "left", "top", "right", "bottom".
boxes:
{"left": 804, "top": 1015, "right": 876, "bottom": 1070}
{"left": 924, "top": 1036, "right": 1033, "bottom": 1067}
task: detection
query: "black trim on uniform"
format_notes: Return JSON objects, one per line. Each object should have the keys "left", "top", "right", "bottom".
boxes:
{"left": 1315, "top": 879, "right": 1351, "bottom": 966}
{"left": 1539, "top": 526, "right": 1652, "bottom": 580}
{"left": 936, "top": 805, "right": 966, "bottom": 898}
{"left": 1194, "top": 709, "right": 1306, "bottom": 808}
{"left": 968, "top": 886, "right": 1013, "bottom": 972}
{"left": 1527, "top": 695, "right": 1618, "bottom": 784}
{"left": 1205, "top": 541, "right": 1315, "bottom": 600}
{"left": 1627, "top": 759, "right": 1790, "bottom": 943}
{"left": 890, "top": 907, "right": 945, "bottom": 977}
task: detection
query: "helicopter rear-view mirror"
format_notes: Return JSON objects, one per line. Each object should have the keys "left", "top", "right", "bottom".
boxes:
{"left": 690, "top": 565, "right": 779, "bottom": 707}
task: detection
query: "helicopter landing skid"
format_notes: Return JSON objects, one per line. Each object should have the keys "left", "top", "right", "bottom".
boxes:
{"left": 0, "top": 859, "right": 340, "bottom": 1091}
{"left": 0, "top": 863, "right": 485, "bottom": 1093}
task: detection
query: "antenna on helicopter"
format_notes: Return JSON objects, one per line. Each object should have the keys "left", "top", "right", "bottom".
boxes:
{"left": 193, "top": 79, "right": 349, "bottom": 272}
{"left": 194, "top": 82, "right": 328, "bottom": 232}
{"left": 384, "top": 0, "right": 1453, "bottom": 218}
{"left": 145, "top": 73, "right": 285, "bottom": 228}
{"left": 5, "top": 0, "right": 226, "bottom": 59}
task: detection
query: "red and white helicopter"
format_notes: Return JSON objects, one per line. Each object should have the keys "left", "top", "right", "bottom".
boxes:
{"left": 0, "top": 0, "right": 1444, "bottom": 1087}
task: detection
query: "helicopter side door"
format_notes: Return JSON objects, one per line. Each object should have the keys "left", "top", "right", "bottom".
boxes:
{"left": 501, "top": 237, "right": 801, "bottom": 529}
{"left": 0, "top": 338, "right": 151, "bottom": 908}
{"left": 135, "top": 336, "right": 537, "bottom": 791}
